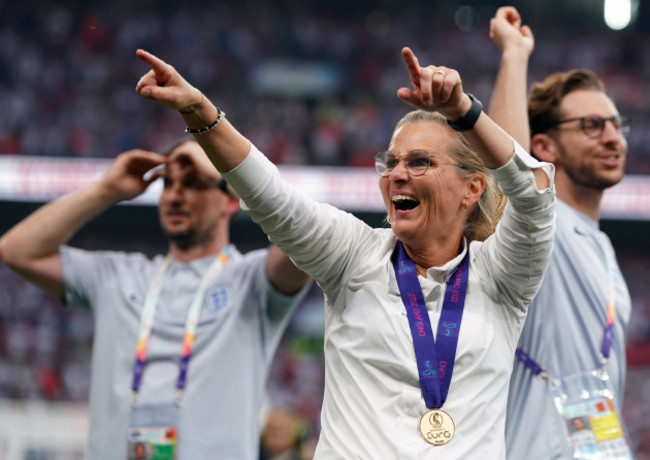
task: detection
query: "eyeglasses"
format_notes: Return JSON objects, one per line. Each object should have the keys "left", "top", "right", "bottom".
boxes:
{"left": 548, "top": 115, "right": 631, "bottom": 139}
{"left": 374, "top": 150, "right": 463, "bottom": 177}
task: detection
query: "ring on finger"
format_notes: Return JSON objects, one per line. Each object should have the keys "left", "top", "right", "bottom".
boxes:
{"left": 435, "top": 70, "right": 446, "bottom": 77}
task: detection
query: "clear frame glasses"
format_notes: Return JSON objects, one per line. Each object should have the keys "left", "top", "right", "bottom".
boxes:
{"left": 374, "top": 150, "right": 463, "bottom": 177}
{"left": 548, "top": 115, "right": 631, "bottom": 139}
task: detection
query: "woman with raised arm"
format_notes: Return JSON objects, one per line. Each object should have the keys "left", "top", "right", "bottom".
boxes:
{"left": 135, "top": 46, "right": 555, "bottom": 459}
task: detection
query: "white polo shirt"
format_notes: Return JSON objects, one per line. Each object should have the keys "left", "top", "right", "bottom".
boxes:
{"left": 62, "top": 245, "right": 304, "bottom": 459}
{"left": 506, "top": 199, "right": 632, "bottom": 459}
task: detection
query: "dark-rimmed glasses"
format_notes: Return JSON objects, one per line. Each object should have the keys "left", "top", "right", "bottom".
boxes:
{"left": 547, "top": 115, "right": 630, "bottom": 139}
{"left": 374, "top": 150, "right": 464, "bottom": 177}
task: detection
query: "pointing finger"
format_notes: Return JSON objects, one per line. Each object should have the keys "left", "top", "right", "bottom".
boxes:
{"left": 401, "top": 47, "right": 422, "bottom": 88}
{"left": 136, "top": 49, "right": 166, "bottom": 72}
{"left": 136, "top": 49, "right": 174, "bottom": 85}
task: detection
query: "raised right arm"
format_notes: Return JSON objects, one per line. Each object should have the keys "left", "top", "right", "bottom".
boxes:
{"left": 0, "top": 150, "right": 164, "bottom": 296}
{"left": 488, "top": 6, "right": 535, "bottom": 151}
{"left": 135, "top": 50, "right": 312, "bottom": 297}
{"left": 135, "top": 49, "right": 250, "bottom": 173}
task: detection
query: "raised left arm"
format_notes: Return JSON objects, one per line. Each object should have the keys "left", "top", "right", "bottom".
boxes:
{"left": 398, "top": 47, "right": 548, "bottom": 189}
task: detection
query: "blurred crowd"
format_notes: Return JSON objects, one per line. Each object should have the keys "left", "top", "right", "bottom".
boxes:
{"left": 0, "top": 0, "right": 649, "bottom": 172}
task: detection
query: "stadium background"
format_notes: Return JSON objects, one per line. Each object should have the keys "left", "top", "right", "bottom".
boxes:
{"left": 0, "top": 0, "right": 649, "bottom": 458}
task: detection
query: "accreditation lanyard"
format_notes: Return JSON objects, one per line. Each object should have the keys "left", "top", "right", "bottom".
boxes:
{"left": 130, "top": 249, "right": 230, "bottom": 407}
{"left": 515, "top": 253, "right": 616, "bottom": 383}
{"left": 392, "top": 241, "right": 470, "bottom": 409}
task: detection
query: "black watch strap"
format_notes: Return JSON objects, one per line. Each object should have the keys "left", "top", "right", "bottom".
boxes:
{"left": 447, "top": 93, "right": 483, "bottom": 132}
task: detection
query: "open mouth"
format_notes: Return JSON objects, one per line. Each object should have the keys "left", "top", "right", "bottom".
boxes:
{"left": 392, "top": 195, "right": 420, "bottom": 212}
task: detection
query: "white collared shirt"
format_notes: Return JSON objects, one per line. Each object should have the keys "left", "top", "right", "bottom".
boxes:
{"left": 225, "top": 142, "right": 555, "bottom": 459}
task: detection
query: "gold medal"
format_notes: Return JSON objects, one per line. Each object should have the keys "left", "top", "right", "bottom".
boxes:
{"left": 419, "top": 409, "right": 455, "bottom": 446}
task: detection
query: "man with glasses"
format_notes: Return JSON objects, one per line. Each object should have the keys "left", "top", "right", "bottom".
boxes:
{"left": 489, "top": 6, "right": 633, "bottom": 459}
{"left": 0, "top": 138, "right": 310, "bottom": 459}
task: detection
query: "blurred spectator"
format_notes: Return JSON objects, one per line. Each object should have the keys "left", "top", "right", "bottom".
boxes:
{"left": 259, "top": 408, "right": 305, "bottom": 460}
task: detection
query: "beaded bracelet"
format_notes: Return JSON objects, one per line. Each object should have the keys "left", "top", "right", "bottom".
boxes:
{"left": 185, "top": 108, "right": 226, "bottom": 135}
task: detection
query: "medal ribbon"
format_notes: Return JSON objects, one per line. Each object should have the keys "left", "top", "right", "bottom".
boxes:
{"left": 392, "top": 241, "right": 469, "bottom": 409}
{"left": 516, "top": 246, "right": 616, "bottom": 380}
{"left": 130, "top": 249, "right": 230, "bottom": 406}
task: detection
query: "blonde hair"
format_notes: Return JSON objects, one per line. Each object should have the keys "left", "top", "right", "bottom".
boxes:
{"left": 392, "top": 110, "right": 506, "bottom": 242}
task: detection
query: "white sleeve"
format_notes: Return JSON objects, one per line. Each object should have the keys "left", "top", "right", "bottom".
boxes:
{"left": 223, "top": 145, "right": 381, "bottom": 294}
{"left": 473, "top": 141, "right": 556, "bottom": 311}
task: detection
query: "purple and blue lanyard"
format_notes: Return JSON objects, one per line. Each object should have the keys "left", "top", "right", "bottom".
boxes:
{"left": 515, "top": 254, "right": 616, "bottom": 384}
{"left": 392, "top": 241, "right": 469, "bottom": 410}
{"left": 130, "top": 249, "right": 230, "bottom": 407}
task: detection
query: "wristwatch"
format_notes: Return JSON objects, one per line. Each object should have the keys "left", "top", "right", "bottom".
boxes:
{"left": 447, "top": 93, "right": 483, "bottom": 132}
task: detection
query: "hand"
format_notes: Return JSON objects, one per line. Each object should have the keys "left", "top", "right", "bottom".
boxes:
{"left": 489, "top": 6, "right": 534, "bottom": 56}
{"left": 135, "top": 49, "right": 203, "bottom": 112}
{"left": 98, "top": 150, "right": 166, "bottom": 202}
{"left": 397, "top": 47, "right": 470, "bottom": 121}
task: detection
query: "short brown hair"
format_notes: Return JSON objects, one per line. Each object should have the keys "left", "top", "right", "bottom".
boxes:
{"left": 528, "top": 69, "right": 605, "bottom": 136}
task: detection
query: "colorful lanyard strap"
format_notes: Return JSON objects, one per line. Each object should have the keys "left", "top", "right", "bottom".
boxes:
{"left": 515, "top": 252, "right": 616, "bottom": 385}
{"left": 130, "top": 249, "right": 230, "bottom": 407}
{"left": 392, "top": 241, "right": 470, "bottom": 409}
